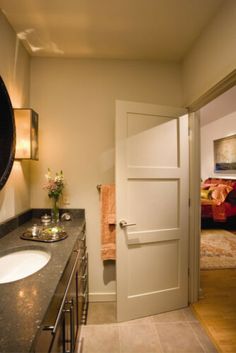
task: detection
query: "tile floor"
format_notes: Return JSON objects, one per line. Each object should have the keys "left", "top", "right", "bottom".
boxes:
{"left": 80, "top": 303, "right": 219, "bottom": 353}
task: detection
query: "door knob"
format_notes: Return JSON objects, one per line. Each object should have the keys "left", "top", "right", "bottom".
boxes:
{"left": 119, "top": 220, "right": 136, "bottom": 228}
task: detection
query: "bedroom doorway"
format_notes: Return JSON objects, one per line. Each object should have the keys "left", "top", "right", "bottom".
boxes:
{"left": 200, "top": 85, "right": 236, "bottom": 271}
{"left": 191, "top": 84, "right": 236, "bottom": 352}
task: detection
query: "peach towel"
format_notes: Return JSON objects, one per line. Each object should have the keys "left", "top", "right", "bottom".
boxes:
{"left": 210, "top": 184, "right": 233, "bottom": 205}
{"left": 100, "top": 184, "right": 116, "bottom": 261}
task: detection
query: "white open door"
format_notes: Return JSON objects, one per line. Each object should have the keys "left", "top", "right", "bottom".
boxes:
{"left": 116, "top": 100, "right": 189, "bottom": 322}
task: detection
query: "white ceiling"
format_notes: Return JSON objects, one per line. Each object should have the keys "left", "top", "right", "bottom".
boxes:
{"left": 0, "top": 0, "right": 223, "bottom": 60}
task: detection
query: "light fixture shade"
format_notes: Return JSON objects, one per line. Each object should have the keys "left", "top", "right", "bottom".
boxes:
{"left": 14, "top": 109, "right": 39, "bottom": 160}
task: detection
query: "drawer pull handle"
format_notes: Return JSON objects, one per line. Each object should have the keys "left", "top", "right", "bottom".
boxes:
{"left": 79, "top": 235, "right": 86, "bottom": 242}
{"left": 79, "top": 273, "right": 87, "bottom": 280}
{"left": 79, "top": 290, "right": 88, "bottom": 298}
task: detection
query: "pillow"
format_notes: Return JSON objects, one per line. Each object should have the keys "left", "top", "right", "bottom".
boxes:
{"left": 201, "top": 189, "right": 212, "bottom": 199}
{"left": 201, "top": 183, "right": 217, "bottom": 190}
{"left": 210, "top": 184, "right": 233, "bottom": 205}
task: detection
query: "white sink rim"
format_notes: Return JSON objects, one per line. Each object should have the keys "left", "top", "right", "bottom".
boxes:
{"left": 0, "top": 247, "right": 51, "bottom": 284}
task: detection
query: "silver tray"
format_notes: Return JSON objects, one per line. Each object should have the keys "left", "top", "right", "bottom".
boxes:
{"left": 21, "top": 227, "right": 68, "bottom": 243}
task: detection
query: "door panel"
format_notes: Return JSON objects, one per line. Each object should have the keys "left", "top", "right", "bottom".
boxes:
{"left": 116, "top": 100, "right": 189, "bottom": 322}
{"left": 127, "top": 114, "right": 179, "bottom": 168}
{"left": 127, "top": 240, "right": 179, "bottom": 296}
{"left": 127, "top": 179, "right": 179, "bottom": 230}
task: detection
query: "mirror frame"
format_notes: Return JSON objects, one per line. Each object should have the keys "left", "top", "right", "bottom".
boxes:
{"left": 0, "top": 76, "right": 15, "bottom": 190}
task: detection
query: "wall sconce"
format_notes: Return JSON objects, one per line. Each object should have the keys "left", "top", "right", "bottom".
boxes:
{"left": 14, "top": 108, "right": 39, "bottom": 160}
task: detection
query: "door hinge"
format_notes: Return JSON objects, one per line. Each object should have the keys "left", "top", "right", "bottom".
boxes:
{"left": 189, "top": 198, "right": 191, "bottom": 207}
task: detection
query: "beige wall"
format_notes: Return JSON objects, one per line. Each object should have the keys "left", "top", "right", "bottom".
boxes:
{"left": 30, "top": 58, "right": 183, "bottom": 299}
{"left": 0, "top": 12, "right": 31, "bottom": 223}
{"left": 182, "top": 0, "right": 236, "bottom": 106}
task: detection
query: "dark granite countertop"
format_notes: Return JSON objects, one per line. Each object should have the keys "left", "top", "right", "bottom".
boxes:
{"left": 0, "top": 215, "right": 85, "bottom": 353}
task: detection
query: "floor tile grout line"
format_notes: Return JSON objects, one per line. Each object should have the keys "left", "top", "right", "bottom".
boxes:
{"left": 182, "top": 307, "right": 198, "bottom": 323}
{"left": 80, "top": 323, "right": 121, "bottom": 353}
{"left": 187, "top": 321, "right": 207, "bottom": 353}
{"left": 117, "top": 325, "right": 122, "bottom": 353}
{"left": 151, "top": 319, "right": 165, "bottom": 353}
{"left": 148, "top": 318, "right": 162, "bottom": 350}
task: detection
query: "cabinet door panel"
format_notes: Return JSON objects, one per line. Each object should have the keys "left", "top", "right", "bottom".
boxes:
{"left": 50, "top": 319, "right": 65, "bottom": 353}
{"left": 34, "top": 316, "right": 65, "bottom": 353}
{"left": 34, "top": 227, "right": 88, "bottom": 353}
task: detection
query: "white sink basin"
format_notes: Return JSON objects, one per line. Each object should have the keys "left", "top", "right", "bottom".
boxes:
{"left": 0, "top": 248, "right": 51, "bottom": 284}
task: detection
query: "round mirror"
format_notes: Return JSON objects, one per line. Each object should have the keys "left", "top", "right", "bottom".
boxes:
{"left": 0, "top": 76, "right": 15, "bottom": 189}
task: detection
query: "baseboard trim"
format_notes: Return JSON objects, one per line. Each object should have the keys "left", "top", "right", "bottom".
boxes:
{"left": 89, "top": 292, "right": 116, "bottom": 302}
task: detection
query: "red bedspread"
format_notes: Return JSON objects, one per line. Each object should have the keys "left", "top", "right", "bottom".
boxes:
{"left": 201, "top": 199, "right": 236, "bottom": 222}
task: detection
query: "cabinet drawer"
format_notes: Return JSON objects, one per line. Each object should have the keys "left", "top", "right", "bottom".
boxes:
{"left": 78, "top": 252, "right": 87, "bottom": 274}
{"left": 78, "top": 281, "right": 88, "bottom": 325}
{"left": 77, "top": 252, "right": 88, "bottom": 325}
{"left": 77, "top": 227, "right": 86, "bottom": 249}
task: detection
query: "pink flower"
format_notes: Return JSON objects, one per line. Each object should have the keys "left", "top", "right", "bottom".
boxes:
{"left": 43, "top": 169, "right": 64, "bottom": 200}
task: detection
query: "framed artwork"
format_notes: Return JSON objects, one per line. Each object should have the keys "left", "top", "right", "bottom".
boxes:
{"left": 214, "top": 134, "right": 236, "bottom": 172}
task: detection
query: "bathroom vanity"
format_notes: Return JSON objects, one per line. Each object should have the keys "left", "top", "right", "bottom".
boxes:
{"left": 0, "top": 210, "right": 87, "bottom": 353}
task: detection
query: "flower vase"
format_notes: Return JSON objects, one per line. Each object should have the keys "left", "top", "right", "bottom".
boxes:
{"left": 51, "top": 198, "right": 60, "bottom": 223}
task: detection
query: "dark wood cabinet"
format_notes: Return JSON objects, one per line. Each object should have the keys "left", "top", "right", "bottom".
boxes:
{"left": 33, "top": 226, "right": 88, "bottom": 353}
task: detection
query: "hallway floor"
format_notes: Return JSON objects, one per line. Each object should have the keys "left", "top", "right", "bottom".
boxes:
{"left": 193, "top": 269, "right": 236, "bottom": 353}
{"left": 80, "top": 303, "right": 218, "bottom": 353}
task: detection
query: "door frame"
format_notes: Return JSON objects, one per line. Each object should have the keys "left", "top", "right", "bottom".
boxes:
{"left": 188, "top": 69, "right": 236, "bottom": 303}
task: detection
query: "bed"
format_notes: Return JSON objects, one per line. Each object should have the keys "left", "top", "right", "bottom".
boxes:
{"left": 201, "top": 178, "right": 236, "bottom": 227}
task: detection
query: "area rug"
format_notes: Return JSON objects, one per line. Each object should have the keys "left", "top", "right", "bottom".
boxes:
{"left": 200, "top": 229, "right": 236, "bottom": 270}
